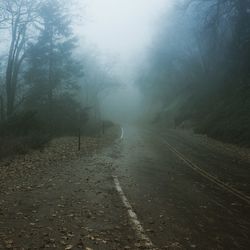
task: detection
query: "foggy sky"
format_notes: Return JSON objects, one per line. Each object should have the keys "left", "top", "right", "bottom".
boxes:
{"left": 74, "top": 0, "right": 173, "bottom": 122}
{"left": 0, "top": 0, "right": 174, "bottom": 123}
{"left": 75, "top": 0, "right": 172, "bottom": 80}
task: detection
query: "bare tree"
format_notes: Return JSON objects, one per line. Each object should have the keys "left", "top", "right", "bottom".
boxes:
{"left": 0, "top": 0, "right": 40, "bottom": 117}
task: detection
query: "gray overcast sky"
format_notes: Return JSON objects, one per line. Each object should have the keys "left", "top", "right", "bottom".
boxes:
{"left": 74, "top": 0, "right": 173, "bottom": 80}
{"left": 72, "top": 0, "right": 173, "bottom": 121}
{"left": 0, "top": 0, "right": 172, "bottom": 82}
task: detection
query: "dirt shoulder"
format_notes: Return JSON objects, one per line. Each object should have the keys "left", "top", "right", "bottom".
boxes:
{"left": 0, "top": 127, "right": 141, "bottom": 250}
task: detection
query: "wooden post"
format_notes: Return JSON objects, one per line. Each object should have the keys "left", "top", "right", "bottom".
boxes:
{"left": 78, "top": 110, "right": 81, "bottom": 151}
{"left": 102, "top": 121, "right": 105, "bottom": 135}
{"left": 78, "top": 127, "right": 81, "bottom": 151}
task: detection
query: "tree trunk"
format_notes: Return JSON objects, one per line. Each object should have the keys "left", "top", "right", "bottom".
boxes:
{"left": 6, "top": 57, "right": 24, "bottom": 117}
{"left": 5, "top": 16, "right": 19, "bottom": 117}
{"left": 5, "top": 11, "right": 27, "bottom": 118}
{"left": 48, "top": 27, "right": 54, "bottom": 109}
{"left": 0, "top": 95, "right": 4, "bottom": 122}
{"left": 235, "top": 0, "right": 249, "bottom": 85}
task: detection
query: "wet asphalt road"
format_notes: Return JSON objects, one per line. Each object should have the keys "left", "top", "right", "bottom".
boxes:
{"left": 113, "top": 126, "right": 250, "bottom": 250}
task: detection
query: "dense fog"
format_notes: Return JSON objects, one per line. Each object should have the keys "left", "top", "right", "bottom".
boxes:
{"left": 0, "top": 0, "right": 250, "bottom": 146}
{"left": 1, "top": 2, "right": 250, "bottom": 249}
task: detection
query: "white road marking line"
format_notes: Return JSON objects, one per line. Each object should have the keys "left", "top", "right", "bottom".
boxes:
{"left": 113, "top": 175, "right": 156, "bottom": 249}
{"left": 120, "top": 127, "right": 124, "bottom": 140}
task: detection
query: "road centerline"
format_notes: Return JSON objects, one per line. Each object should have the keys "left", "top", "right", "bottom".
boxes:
{"left": 162, "top": 139, "right": 250, "bottom": 205}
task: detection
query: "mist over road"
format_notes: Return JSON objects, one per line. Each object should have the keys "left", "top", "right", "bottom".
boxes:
{"left": 112, "top": 125, "right": 250, "bottom": 249}
{"left": 1, "top": 1, "right": 250, "bottom": 249}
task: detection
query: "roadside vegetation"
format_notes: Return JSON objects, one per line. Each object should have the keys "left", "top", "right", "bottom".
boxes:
{"left": 0, "top": 0, "right": 116, "bottom": 159}
{"left": 137, "top": 0, "right": 250, "bottom": 146}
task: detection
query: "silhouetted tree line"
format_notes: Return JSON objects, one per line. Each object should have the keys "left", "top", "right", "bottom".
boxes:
{"left": 0, "top": 0, "right": 114, "bottom": 157}
{"left": 0, "top": 0, "right": 84, "bottom": 133}
{"left": 138, "top": 0, "right": 250, "bottom": 144}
